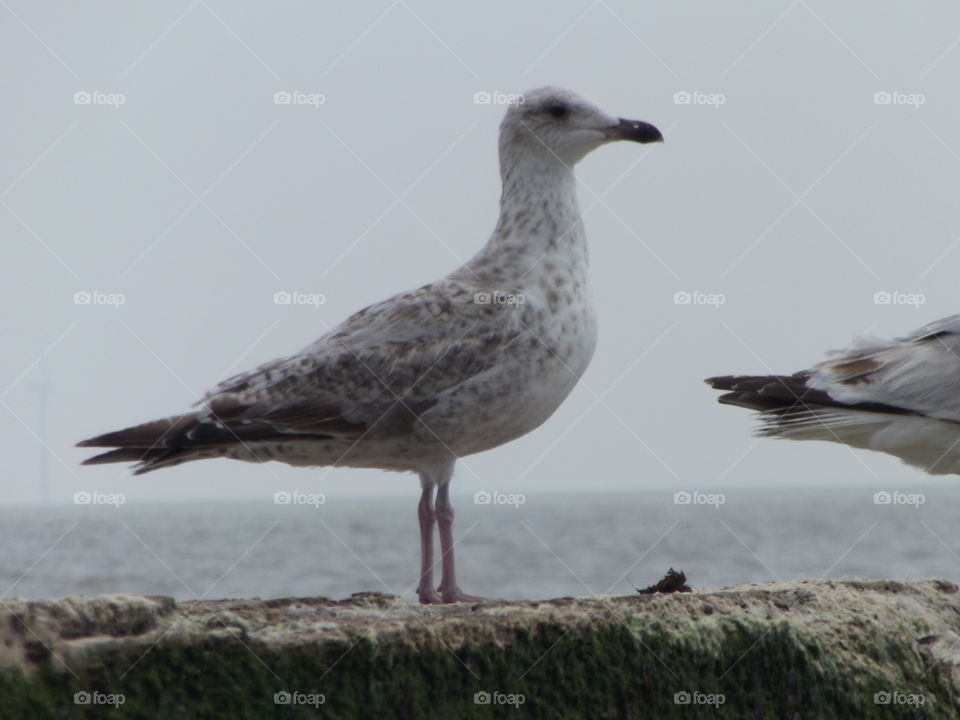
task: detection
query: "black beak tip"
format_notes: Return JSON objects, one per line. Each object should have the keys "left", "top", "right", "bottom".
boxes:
{"left": 618, "top": 119, "right": 663, "bottom": 144}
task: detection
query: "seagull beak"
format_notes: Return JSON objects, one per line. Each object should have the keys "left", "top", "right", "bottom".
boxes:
{"left": 605, "top": 119, "right": 663, "bottom": 144}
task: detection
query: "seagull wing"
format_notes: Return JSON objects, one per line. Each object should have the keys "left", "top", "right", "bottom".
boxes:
{"left": 201, "top": 279, "right": 530, "bottom": 433}
{"left": 78, "top": 279, "right": 532, "bottom": 472}
{"left": 707, "top": 314, "right": 960, "bottom": 474}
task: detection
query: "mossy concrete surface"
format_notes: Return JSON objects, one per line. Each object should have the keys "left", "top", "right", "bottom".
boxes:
{"left": 2, "top": 579, "right": 960, "bottom": 718}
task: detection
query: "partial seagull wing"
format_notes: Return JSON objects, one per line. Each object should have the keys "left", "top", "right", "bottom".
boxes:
{"left": 706, "top": 315, "right": 960, "bottom": 475}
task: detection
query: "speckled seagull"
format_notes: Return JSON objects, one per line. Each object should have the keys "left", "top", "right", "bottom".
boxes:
{"left": 78, "top": 87, "right": 663, "bottom": 603}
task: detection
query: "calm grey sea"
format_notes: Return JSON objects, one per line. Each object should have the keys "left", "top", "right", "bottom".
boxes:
{"left": 1, "top": 486, "right": 957, "bottom": 602}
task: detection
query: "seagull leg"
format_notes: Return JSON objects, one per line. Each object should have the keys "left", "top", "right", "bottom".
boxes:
{"left": 416, "top": 484, "right": 442, "bottom": 604}
{"left": 435, "top": 480, "right": 485, "bottom": 603}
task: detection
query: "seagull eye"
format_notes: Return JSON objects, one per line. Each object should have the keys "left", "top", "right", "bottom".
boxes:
{"left": 548, "top": 103, "right": 569, "bottom": 120}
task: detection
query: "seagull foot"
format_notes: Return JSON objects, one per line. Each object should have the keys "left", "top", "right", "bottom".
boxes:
{"left": 418, "top": 587, "right": 443, "bottom": 604}
{"left": 417, "top": 585, "right": 485, "bottom": 604}
{"left": 439, "top": 587, "right": 486, "bottom": 604}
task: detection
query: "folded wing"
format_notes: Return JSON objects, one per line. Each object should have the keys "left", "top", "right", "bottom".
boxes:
{"left": 78, "top": 279, "right": 529, "bottom": 473}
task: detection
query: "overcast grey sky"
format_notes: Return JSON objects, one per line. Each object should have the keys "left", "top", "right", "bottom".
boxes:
{"left": 4, "top": 1, "right": 960, "bottom": 505}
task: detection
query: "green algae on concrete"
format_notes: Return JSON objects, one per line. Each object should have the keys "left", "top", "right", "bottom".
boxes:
{"left": 0, "top": 579, "right": 958, "bottom": 718}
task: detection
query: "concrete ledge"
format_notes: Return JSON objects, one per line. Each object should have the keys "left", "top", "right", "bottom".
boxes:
{"left": 2, "top": 579, "right": 959, "bottom": 718}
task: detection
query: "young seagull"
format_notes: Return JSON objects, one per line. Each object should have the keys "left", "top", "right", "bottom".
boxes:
{"left": 707, "top": 315, "right": 960, "bottom": 475}
{"left": 78, "top": 87, "right": 663, "bottom": 604}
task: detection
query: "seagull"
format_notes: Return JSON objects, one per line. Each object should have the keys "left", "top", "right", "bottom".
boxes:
{"left": 707, "top": 314, "right": 960, "bottom": 475}
{"left": 78, "top": 87, "right": 663, "bottom": 603}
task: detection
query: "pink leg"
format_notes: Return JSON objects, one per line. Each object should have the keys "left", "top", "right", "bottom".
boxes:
{"left": 417, "top": 486, "right": 442, "bottom": 604}
{"left": 435, "top": 482, "right": 485, "bottom": 603}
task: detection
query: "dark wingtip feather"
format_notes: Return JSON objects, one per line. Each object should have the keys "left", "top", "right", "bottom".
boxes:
{"left": 80, "top": 448, "right": 157, "bottom": 465}
{"left": 704, "top": 376, "right": 737, "bottom": 389}
{"left": 76, "top": 415, "right": 196, "bottom": 449}
{"left": 80, "top": 446, "right": 199, "bottom": 474}
{"left": 715, "top": 391, "right": 786, "bottom": 412}
{"left": 77, "top": 410, "right": 344, "bottom": 474}
{"left": 708, "top": 372, "right": 915, "bottom": 418}
{"left": 76, "top": 435, "right": 111, "bottom": 448}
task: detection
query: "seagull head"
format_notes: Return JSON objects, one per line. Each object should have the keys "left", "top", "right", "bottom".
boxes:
{"left": 499, "top": 87, "right": 663, "bottom": 167}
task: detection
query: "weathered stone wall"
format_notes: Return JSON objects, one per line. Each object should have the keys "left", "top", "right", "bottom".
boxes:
{"left": 2, "top": 579, "right": 958, "bottom": 718}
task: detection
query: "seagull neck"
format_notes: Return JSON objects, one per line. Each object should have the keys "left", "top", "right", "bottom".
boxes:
{"left": 499, "top": 146, "right": 581, "bottom": 225}
{"left": 456, "top": 150, "right": 586, "bottom": 284}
